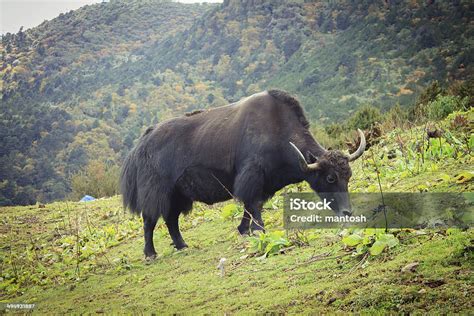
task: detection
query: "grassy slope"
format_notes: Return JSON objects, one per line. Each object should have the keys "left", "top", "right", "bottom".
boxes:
{"left": 1, "top": 113, "right": 473, "bottom": 313}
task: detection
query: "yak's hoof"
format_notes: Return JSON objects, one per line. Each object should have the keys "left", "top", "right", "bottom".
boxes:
{"left": 250, "top": 222, "right": 265, "bottom": 234}
{"left": 251, "top": 229, "right": 265, "bottom": 236}
{"left": 175, "top": 243, "right": 188, "bottom": 250}
{"left": 237, "top": 225, "right": 250, "bottom": 236}
{"left": 145, "top": 254, "right": 157, "bottom": 262}
{"left": 144, "top": 247, "right": 157, "bottom": 261}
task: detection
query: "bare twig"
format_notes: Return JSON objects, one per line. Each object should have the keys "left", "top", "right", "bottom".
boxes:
{"left": 65, "top": 201, "right": 73, "bottom": 234}
{"left": 402, "top": 231, "right": 430, "bottom": 242}
{"left": 371, "top": 151, "right": 388, "bottom": 232}
{"left": 75, "top": 210, "right": 81, "bottom": 278}
{"left": 29, "top": 234, "right": 40, "bottom": 262}
{"left": 84, "top": 207, "right": 93, "bottom": 235}
{"left": 211, "top": 173, "right": 265, "bottom": 231}
{"left": 421, "top": 123, "right": 428, "bottom": 166}
{"left": 284, "top": 252, "right": 350, "bottom": 272}
{"left": 396, "top": 134, "right": 409, "bottom": 167}
{"left": 349, "top": 252, "right": 369, "bottom": 273}
{"left": 9, "top": 226, "right": 18, "bottom": 280}
{"left": 279, "top": 245, "right": 296, "bottom": 254}
{"left": 100, "top": 251, "right": 112, "bottom": 266}
{"left": 227, "top": 259, "right": 248, "bottom": 273}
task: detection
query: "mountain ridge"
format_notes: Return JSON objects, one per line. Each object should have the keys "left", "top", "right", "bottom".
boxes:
{"left": 0, "top": 0, "right": 472, "bottom": 205}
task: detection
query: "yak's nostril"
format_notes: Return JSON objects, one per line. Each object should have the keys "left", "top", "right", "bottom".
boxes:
{"left": 342, "top": 210, "right": 352, "bottom": 216}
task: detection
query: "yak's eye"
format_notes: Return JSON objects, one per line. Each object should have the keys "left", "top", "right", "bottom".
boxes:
{"left": 326, "top": 174, "right": 336, "bottom": 184}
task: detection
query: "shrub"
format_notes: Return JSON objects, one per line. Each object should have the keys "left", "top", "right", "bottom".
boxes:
{"left": 410, "top": 81, "right": 443, "bottom": 121}
{"left": 382, "top": 103, "right": 408, "bottom": 130}
{"left": 417, "top": 81, "right": 443, "bottom": 105}
{"left": 447, "top": 79, "right": 473, "bottom": 108}
{"left": 348, "top": 104, "right": 382, "bottom": 130}
{"left": 325, "top": 123, "right": 344, "bottom": 138}
{"left": 311, "top": 126, "right": 345, "bottom": 149}
{"left": 427, "top": 95, "right": 469, "bottom": 120}
{"left": 70, "top": 160, "right": 120, "bottom": 200}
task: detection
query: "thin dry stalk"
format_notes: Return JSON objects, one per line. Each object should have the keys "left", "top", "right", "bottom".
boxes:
{"left": 211, "top": 173, "right": 265, "bottom": 231}
{"left": 75, "top": 211, "right": 81, "bottom": 278}
{"left": 370, "top": 151, "right": 388, "bottom": 232}
{"left": 349, "top": 252, "right": 369, "bottom": 273}
{"left": 284, "top": 252, "right": 350, "bottom": 272}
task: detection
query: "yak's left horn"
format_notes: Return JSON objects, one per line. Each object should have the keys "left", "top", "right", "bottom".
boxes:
{"left": 289, "top": 142, "right": 319, "bottom": 172}
{"left": 348, "top": 129, "right": 366, "bottom": 162}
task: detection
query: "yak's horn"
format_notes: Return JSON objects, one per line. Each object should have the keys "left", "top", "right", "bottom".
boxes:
{"left": 348, "top": 129, "right": 366, "bottom": 162}
{"left": 289, "top": 142, "right": 319, "bottom": 172}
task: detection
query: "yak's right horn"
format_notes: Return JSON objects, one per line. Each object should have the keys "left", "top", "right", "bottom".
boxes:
{"left": 348, "top": 129, "right": 366, "bottom": 162}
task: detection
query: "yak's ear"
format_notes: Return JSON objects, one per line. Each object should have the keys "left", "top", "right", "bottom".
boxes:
{"left": 306, "top": 151, "right": 318, "bottom": 164}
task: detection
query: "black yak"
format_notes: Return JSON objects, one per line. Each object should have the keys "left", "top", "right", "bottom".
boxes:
{"left": 121, "top": 90, "right": 366, "bottom": 259}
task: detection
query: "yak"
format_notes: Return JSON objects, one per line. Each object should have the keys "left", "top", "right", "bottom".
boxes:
{"left": 121, "top": 90, "right": 366, "bottom": 259}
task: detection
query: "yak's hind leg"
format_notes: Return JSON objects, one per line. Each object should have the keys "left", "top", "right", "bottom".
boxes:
{"left": 234, "top": 163, "right": 265, "bottom": 235}
{"left": 138, "top": 181, "right": 171, "bottom": 260}
{"left": 166, "top": 190, "right": 192, "bottom": 250}
{"left": 165, "top": 210, "right": 188, "bottom": 250}
{"left": 143, "top": 212, "right": 159, "bottom": 259}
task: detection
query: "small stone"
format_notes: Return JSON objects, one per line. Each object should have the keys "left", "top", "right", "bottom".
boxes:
{"left": 217, "top": 258, "right": 227, "bottom": 277}
{"left": 401, "top": 262, "right": 419, "bottom": 273}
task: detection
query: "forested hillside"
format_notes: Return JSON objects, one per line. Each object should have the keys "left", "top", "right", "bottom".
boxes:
{"left": 1, "top": 0, "right": 216, "bottom": 205}
{"left": 1, "top": 0, "right": 473, "bottom": 205}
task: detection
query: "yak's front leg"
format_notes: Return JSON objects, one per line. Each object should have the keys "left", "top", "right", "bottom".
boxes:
{"left": 234, "top": 163, "right": 265, "bottom": 235}
{"left": 238, "top": 200, "right": 265, "bottom": 234}
{"left": 238, "top": 209, "right": 251, "bottom": 235}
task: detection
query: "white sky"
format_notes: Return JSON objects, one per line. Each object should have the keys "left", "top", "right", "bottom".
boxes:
{"left": 0, "top": 0, "right": 222, "bottom": 34}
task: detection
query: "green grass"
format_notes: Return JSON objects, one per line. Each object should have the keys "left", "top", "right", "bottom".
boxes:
{"left": 1, "top": 200, "right": 472, "bottom": 313}
{"left": 1, "top": 111, "right": 473, "bottom": 313}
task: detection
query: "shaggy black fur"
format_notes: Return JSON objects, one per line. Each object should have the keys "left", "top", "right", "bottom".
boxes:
{"left": 185, "top": 109, "right": 205, "bottom": 117}
{"left": 121, "top": 90, "right": 361, "bottom": 258}
{"left": 268, "top": 89, "right": 310, "bottom": 129}
{"left": 317, "top": 151, "right": 352, "bottom": 180}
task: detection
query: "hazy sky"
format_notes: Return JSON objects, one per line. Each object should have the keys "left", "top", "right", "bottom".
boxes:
{"left": 0, "top": 0, "right": 222, "bottom": 34}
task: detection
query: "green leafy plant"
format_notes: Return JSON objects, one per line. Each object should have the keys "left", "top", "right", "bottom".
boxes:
{"left": 249, "top": 231, "right": 291, "bottom": 258}
{"left": 221, "top": 203, "right": 242, "bottom": 221}
{"left": 342, "top": 229, "right": 399, "bottom": 256}
{"left": 0, "top": 203, "right": 142, "bottom": 295}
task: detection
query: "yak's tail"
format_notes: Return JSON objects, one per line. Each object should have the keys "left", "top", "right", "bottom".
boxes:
{"left": 120, "top": 128, "right": 169, "bottom": 219}
{"left": 120, "top": 149, "right": 141, "bottom": 215}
